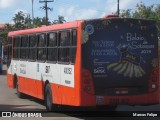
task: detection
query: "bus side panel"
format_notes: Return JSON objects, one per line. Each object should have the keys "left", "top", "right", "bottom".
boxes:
{"left": 60, "top": 85, "right": 76, "bottom": 105}
{"left": 27, "top": 78, "right": 38, "bottom": 97}
{"left": 50, "top": 84, "right": 62, "bottom": 104}
{"left": 6, "top": 73, "right": 14, "bottom": 88}
{"left": 36, "top": 80, "right": 44, "bottom": 100}
{"left": 18, "top": 76, "right": 27, "bottom": 94}
{"left": 18, "top": 76, "right": 40, "bottom": 99}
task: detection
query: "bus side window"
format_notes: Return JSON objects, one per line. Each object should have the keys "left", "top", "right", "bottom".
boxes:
{"left": 6, "top": 37, "right": 12, "bottom": 68}
{"left": 58, "top": 31, "right": 70, "bottom": 63}
{"left": 37, "top": 33, "right": 47, "bottom": 61}
{"left": 47, "top": 32, "right": 57, "bottom": 62}
{"left": 7, "top": 37, "right": 12, "bottom": 60}
{"left": 8, "top": 37, "right": 12, "bottom": 45}
{"left": 29, "top": 35, "right": 37, "bottom": 61}
{"left": 13, "top": 36, "right": 21, "bottom": 59}
{"left": 20, "top": 35, "right": 29, "bottom": 60}
{"left": 70, "top": 29, "right": 77, "bottom": 64}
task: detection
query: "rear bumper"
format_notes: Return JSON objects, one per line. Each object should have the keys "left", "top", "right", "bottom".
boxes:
{"left": 80, "top": 90, "right": 160, "bottom": 106}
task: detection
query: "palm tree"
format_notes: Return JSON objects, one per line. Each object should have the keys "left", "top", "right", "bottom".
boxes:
{"left": 12, "top": 11, "right": 25, "bottom": 29}
{"left": 24, "top": 14, "right": 32, "bottom": 28}
{"left": 33, "top": 17, "right": 42, "bottom": 27}
{"left": 53, "top": 16, "right": 66, "bottom": 24}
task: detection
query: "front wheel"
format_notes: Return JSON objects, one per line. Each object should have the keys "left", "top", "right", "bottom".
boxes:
{"left": 16, "top": 80, "right": 24, "bottom": 98}
{"left": 45, "top": 84, "right": 53, "bottom": 111}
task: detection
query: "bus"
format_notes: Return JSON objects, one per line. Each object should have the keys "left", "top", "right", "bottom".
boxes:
{"left": 0, "top": 41, "right": 3, "bottom": 73}
{"left": 7, "top": 15, "right": 159, "bottom": 111}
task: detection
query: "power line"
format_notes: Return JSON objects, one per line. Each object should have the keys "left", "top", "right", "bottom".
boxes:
{"left": 39, "top": 0, "right": 54, "bottom": 25}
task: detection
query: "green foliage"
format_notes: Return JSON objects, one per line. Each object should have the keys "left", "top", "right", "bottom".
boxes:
{"left": 120, "top": 2, "right": 160, "bottom": 33}
{"left": 53, "top": 16, "right": 66, "bottom": 24}
{"left": 0, "top": 32, "right": 8, "bottom": 45}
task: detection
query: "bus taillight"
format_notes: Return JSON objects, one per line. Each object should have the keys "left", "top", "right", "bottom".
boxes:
{"left": 82, "top": 68, "right": 94, "bottom": 94}
{"left": 148, "top": 67, "right": 159, "bottom": 92}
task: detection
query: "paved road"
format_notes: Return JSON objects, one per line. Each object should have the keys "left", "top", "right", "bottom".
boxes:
{"left": 0, "top": 65, "right": 160, "bottom": 119}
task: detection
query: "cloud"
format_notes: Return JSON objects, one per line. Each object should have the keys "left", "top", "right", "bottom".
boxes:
{"left": 0, "top": 0, "right": 16, "bottom": 8}
{"left": 0, "top": 0, "right": 24, "bottom": 9}
{"left": 58, "top": 5, "right": 98, "bottom": 22}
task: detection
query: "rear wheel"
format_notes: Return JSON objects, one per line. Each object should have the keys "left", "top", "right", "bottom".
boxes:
{"left": 45, "top": 84, "right": 54, "bottom": 111}
{"left": 15, "top": 77, "right": 24, "bottom": 98}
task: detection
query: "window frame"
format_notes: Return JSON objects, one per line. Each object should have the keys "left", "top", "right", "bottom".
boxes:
{"left": 20, "top": 35, "right": 29, "bottom": 60}
{"left": 69, "top": 29, "right": 77, "bottom": 64}
{"left": 47, "top": 31, "right": 58, "bottom": 63}
{"left": 58, "top": 30, "right": 71, "bottom": 64}
{"left": 28, "top": 34, "right": 37, "bottom": 62}
{"left": 37, "top": 33, "right": 47, "bottom": 62}
{"left": 13, "top": 36, "right": 21, "bottom": 60}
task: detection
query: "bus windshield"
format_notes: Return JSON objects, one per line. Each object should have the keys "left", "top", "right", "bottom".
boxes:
{"left": 82, "top": 18, "right": 158, "bottom": 95}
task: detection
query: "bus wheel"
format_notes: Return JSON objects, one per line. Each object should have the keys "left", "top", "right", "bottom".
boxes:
{"left": 45, "top": 84, "right": 53, "bottom": 111}
{"left": 16, "top": 80, "right": 23, "bottom": 98}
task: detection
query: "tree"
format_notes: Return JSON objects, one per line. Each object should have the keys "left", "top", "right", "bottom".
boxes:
{"left": 120, "top": 9, "right": 132, "bottom": 18}
{"left": 133, "top": 2, "right": 156, "bottom": 19}
{"left": 53, "top": 16, "right": 66, "bottom": 24}
{"left": 24, "top": 14, "right": 32, "bottom": 28}
{"left": 13, "top": 11, "right": 25, "bottom": 29}
{"left": 33, "top": 17, "right": 42, "bottom": 27}
{"left": 120, "top": 2, "right": 160, "bottom": 33}
{"left": 0, "top": 32, "right": 8, "bottom": 45}
{"left": 4, "top": 23, "right": 13, "bottom": 32}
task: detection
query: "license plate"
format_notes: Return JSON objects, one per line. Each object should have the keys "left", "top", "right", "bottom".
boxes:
{"left": 109, "top": 98, "right": 129, "bottom": 105}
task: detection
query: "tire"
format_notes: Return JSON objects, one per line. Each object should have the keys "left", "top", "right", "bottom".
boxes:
{"left": 15, "top": 77, "right": 24, "bottom": 98}
{"left": 45, "top": 84, "right": 53, "bottom": 111}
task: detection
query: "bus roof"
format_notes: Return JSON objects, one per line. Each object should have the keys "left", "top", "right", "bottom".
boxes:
{"left": 8, "top": 20, "right": 82, "bottom": 36}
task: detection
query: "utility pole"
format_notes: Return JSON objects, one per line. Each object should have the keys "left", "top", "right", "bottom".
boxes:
{"left": 39, "top": 0, "right": 54, "bottom": 25}
{"left": 32, "top": 0, "right": 34, "bottom": 21}
{"left": 117, "top": 0, "right": 120, "bottom": 16}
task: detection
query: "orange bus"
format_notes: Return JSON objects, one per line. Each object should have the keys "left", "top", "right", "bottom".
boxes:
{"left": 7, "top": 15, "right": 159, "bottom": 111}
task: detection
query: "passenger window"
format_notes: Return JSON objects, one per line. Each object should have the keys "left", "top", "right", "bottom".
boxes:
{"left": 72, "top": 30, "right": 77, "bottom": 46}
{"left": 14, "top": 37, "right": 21, "bottom": 47}
{"left": 29, "top": 35, "right": 37, "bottom": 61}
{"left": 38, "top": 34, "right": 46, "bottom": 47}
{"left": 70, "top": 30, "right": 77, "bottom": 63}
{"left": 37, "top": 33, "right": 46, "bottom": 61}
{"left": 21, "top": 36, "right": 28, "bottom": 47}
{"left": 48, "top": 32, "right": 57, "bottom": 47}
{"left": 58, "top": 31, "right": 70, "bottom": 63}
{"left": 20, "top": 36, "right": 29, "bottom": 59}
{"left": 47, "top": 32, "right": 57, "bottom": 62}
{"left": 13, "top": 36, "right": 21, "bottom": 59}
{"left": 59, "top": 31, "right": 70, "bottom": 46}
{"left": 30, "top": 35, "right": 37, "bottom": 47}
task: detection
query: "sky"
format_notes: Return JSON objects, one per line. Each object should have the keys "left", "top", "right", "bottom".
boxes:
{"left": 0, "top": 0, "right": 159, "bottom": 24}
